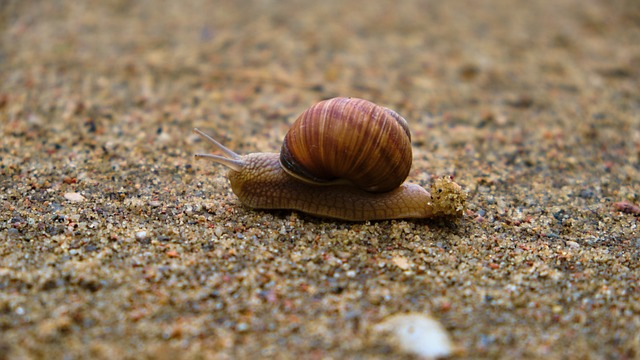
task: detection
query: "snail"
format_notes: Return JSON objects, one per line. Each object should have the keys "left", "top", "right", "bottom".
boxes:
{"left": 194, "top": 97, "right": 466, "bottom": 221}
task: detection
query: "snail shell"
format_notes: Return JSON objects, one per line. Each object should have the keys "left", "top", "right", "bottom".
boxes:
{"left": 280, "top": 97, "right": 412, "bottom": 193}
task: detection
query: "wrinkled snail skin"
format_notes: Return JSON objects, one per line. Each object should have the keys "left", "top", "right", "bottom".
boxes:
{"left": 226, "top": 152, "right": 436, "bottom": 221}
{"left": 193, "top": 97, "right": 466, "bottom": 221}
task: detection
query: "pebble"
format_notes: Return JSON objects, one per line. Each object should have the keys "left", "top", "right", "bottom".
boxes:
{"left": 566, "top": 240, "right": 580, "bottom": 249}
{"left": 392, "top": 256, "right": 411, "bottom": 270}
{"left": 64, "top": 192, "right": 85, "bottom": 202}
{"left": 375, "top": 313, "right": 453, "bottom": 359}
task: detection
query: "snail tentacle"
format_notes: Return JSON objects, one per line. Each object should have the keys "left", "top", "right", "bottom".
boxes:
{"left": 193, "top": 128, "right": 241, "bottom": 160}
{"left": 193, "top": 128, "right": 244, "bottom": 171}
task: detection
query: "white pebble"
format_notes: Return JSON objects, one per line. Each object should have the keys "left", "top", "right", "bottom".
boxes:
{"left": 135, "top": 231, "right": 147, "bottom": 240}
{"left": 566, "top": 240, "right": 580, "bottom": 249}
{"left": 214, "top": 227, "right": 223, "bottom": 237}
{"left": 375, "top": 312, "right": 453, "bottom": 359}
{"left": 64, "top": 192, "right": 85, "bottom": 202}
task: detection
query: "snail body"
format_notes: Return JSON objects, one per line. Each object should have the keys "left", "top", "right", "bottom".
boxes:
{"left": 194, "top": 97, "right": 465, "bottom": 221}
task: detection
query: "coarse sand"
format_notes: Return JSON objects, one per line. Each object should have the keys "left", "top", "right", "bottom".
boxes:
{"left": 1, "top": 0, "right": 639, "bottom": 358}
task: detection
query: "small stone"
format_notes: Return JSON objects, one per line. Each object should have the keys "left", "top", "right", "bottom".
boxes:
{"left": 135, "top": 231, "right": 147, "bottom": 241}
{"left": 579, "top": 189, "right": 594, "bottom": 199}
{"left": 214, "top": 227, "right": 223, "bottom": 237}
{"left": 613, "top": 201, "right": 640, "bottom": 215}
{"left": 392, "top": 256, "right": 411, "bottom": 270}
{"left": 7, "top": 228, "right": 20, "bottom": 238}
{"left": 566, "top": 241, "right": 580, "bottom": 249}
{"left": 375, "top": 312, "right": 453, "bottom": 359}
{"left": 64, "top": 192, "right": 85, "bottom": 202}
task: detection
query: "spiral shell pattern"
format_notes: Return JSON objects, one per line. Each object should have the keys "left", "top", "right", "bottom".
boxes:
{"left": 280, "top": 97, "right": 412, "bottom": 193}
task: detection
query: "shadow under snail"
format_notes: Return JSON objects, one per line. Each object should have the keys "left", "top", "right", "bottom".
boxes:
{"left": 194, "top": 97, "right": 466, "bottom": 221}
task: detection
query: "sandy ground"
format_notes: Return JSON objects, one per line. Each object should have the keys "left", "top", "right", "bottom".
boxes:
{"left": 1, "top": 0, "right": 640, "bottom": 358}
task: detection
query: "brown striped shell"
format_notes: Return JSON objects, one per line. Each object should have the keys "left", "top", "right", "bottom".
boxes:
{"left": 280, "top": 97, "right": 412, "bottom": 193}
